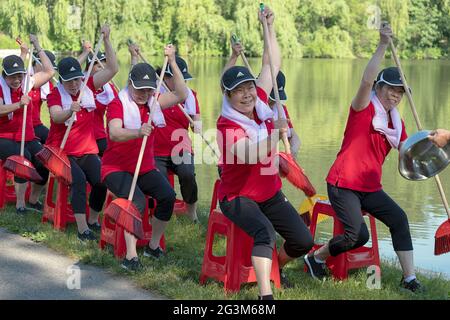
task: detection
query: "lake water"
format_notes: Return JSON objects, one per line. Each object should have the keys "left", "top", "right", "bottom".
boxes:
{"left": 13, "top": 54, "right": 450, "bottom": 278}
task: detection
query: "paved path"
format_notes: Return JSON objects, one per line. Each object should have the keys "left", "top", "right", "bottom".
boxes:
{"left": 0, "top": 228, "right": 166, "bottom": 300}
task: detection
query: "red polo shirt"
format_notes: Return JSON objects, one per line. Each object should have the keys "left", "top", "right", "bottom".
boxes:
{"left": 153, "top": 89, "right": 200, "bottom": 157}
{"left": 29, "top": 81, "right": 54, "bottom": 127}
{"left": 101, "top": 97, "right": 157, "bottom": 181}
{"left": 46, "top": 77, "right": 98, "bottom": 156}
{"left": 326, "top": 102, "right": 408, "bottom": 192}
{"left": 93, "top": 82, "right": 118, "bottom": 140}
{"left": 0, "top": 84, "right": 36, "bottom": 142}
{"left": 217, "top": 87, "right": 282, "bottom": 203}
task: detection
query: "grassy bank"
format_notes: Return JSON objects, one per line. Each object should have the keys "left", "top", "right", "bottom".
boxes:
{"left": 0, "top": 204, "right": 449, "bottom": 300}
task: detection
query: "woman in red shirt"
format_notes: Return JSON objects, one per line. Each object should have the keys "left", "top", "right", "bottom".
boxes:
{"left": 303, "top": 23, "right": 423, "bottom": 293}
{"left": 101, "top": 45, "right": 188, "bottom": 271}
{"left": 217, "top": 7, "right": 313, "bottom": 300}
{"left": 0, "top": 35, "right": 54, "bottom": 214}
{"left": 46, "top": 25, "right": 118, "bottom": 242}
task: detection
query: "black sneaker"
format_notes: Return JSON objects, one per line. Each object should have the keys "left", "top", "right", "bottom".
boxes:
{"left": 87, "top": 222, "right": 102, "bottom": 232}
{"left": 304, "top": 254, "right": 328, "bottom": 280}
{"left": 77, "top": 229, "right": 98, "bottom": 242}
{"left": 121, "top": 257, "right": 143, "bottom": 272}
{"left": 27, "top": 201, "right": 43, "bottom": 213}
{"left": 400, "top": 277, "right": 425, "bottom": 293}
{"left": 144, "top": 246, "right": 165, "bottom": 259}
{"left": 16, "top": 207, "right": 28, "bottom": 215}
{"left": 279, "top": 269, "right": 294, "bottom": 289}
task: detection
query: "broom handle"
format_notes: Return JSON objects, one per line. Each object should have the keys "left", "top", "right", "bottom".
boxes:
{"left": 128, "top": 57, "right": 169, "bottom": 201}
{"left": 20, "top": 45, "right": 34, "bottom": 157}
{"left": 260, "top": 4, "right": 291, "bottom": 155}
{"left": 389, "top": 38, "right": 450, "bottom": 217}
{"left": 135, "top": 45, "right": 220, "bottom": 160}
{"left": 231, "top": 34, "right": 254, "bottom": 76}
{"left": 60, "top": 33, "right": 104, "bottom": 150}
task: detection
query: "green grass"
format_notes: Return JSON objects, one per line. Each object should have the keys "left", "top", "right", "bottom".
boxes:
{"left": 0, "top": 204, "right": 449, "bottom": 300}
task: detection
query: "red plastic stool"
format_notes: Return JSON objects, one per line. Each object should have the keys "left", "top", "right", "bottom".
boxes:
{"left": 99, "top": 192, "right": 166, "bottom": 259}
{"left": 42, "top": 175, "right": 91, "bottom": 230}
{"left": 200, "top": 180, "right": 281, "bottom": 292}
{"left": 308, "top": 200, "right": 381, "bottom": 280}
{"left": 167, "top": 171, "right": 188, "bottom": 215}
{"left": 0, "top": 160, "right": 31, "bottom": 210}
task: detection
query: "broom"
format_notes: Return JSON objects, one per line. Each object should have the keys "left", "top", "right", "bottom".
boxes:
{"left": 3, "top": 44, "right": 43, "bottom": 183}
{"left": 389, "top": 38, "right": 450, "bottom": 255}
{"left": 259, "top": 4, "right": 316, "bottom": 198}
{"left": 36, "top": 33, "right": 104, "bottom": 185}
{"left": 104, "top": 56, "right": 170, "bottom": 240}
{"left": 129, "top": 39, "right": 220, "bottom": 160}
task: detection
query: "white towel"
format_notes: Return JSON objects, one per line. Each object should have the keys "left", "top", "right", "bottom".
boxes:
{"left": 272, "top": 104, "right": 292, "bottom": 138}
{"left": 221, "top": 94, "right": 274, "bottom": 142}
{"left": 118, "top": 87, "right": 166, "bottom": 130}
{"left": 183, "top": 88, "right": 197, "bottom": 115}
{"left": 0, "top": 73, "right": 34, "bottom": 120}
{"left": 96, "top": 83, "right": 116, "bottom": 105}
{"left": 371, "top": 91, "right": 402, "bottom": 149}
{"left": 57, "top": 82, "right": 96, "bottom": 126}
{"left": 40, "top": 81, "right": 51, "bottom": 100}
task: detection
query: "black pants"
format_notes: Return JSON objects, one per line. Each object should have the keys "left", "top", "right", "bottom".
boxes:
{"left": 155, "top": 152, "right": 198, "bottom": 204}
{"left": 96, "top": 138, "right": 107, "bottom": 157}
{"left": 104, "top": 170, "right": 176, "bottom": 221}
{"left": 327, "top": 183, "right": 413, "bottom": 256}
{"left": 219, "top": 191, "right": 313, "bottom": 259}
{"left": 33, "top": 124, "right": 49, "bottom": 144}
{"left": 0, "top": 138, "right": 49, "bottom": 185}
{"left": 69, "top": 154, "right": 107, "bottom": 214}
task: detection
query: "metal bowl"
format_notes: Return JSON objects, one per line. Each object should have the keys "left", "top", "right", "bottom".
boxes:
{"left": 399, "top": 130, "right": 450, "bottom": 181}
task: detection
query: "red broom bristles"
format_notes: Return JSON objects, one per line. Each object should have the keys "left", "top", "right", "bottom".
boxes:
{"left": 104, "top": 199, "right": 144, "bottom": 240}
{"left": 278, "top": 152, "right": 316, "bottom": 197}
{"left": 3, "top": 155, "right": 42, "bottom": 183}
{"left": 36, "top": 146, "right": 72, "bottom": 185}
{"left": 435, "top": 220, "right": 450, "bottom": 255}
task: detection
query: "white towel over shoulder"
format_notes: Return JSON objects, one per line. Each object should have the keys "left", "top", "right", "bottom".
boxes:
{"left": 371, "top": 91, "right": 402, "bottom": 149}
{"left": 0, "top": 74, "right": 35, "bottom": 120}
{"left": 57, "top": 82, "right": 96, "bottom": 126}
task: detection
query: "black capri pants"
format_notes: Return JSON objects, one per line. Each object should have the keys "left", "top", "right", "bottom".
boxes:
{"left": 219, "top": 191, "right": 314, "bottom": 260}
{"left": 34, "top": 124, "right": 49, "bottom": 144}
{"left": 69, "top": 154, "right": 107, "bottom": 214}
{"left": 104, "top": 169, "right": 176, "bottom": 222}
{"left": 0, "top": 138, "right": 49, "bottom": 185}
{"left": 327, "top": 183, "right": 413, "bottom": 256}
{"left": 96, "top": 138, "right": 107, "bottom": 157}
{"left": 155, "top": 151, "right": 198, "bottom": 204}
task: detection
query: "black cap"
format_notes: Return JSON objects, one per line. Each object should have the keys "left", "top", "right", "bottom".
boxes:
{"left": 2, "top": 55, "right": 26, "bottom": 76}
{"left": 221, "top": 66, "right": 256, "bottom": 91}
{"left": 166, "top": 56, "right": 192, "bottom": 80}
{"left": 33, "top": 50, "right": 57, "bottom": 69}
{"left": 376, "top": 67, "right": 403, "bottom": 86}
{"left": 269, "top": 71, "right": 287, "bottom": 101}
{"left": 57, "top": 57, "right": 84, "bottom": 81}
{"left": 129, "top": 63, "right": 157, "bottom": 89}
{"left": 87, "top": 51, "right": 106, "bottom": 64}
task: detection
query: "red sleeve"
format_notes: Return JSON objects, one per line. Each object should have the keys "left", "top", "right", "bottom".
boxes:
{"left": 46, "top": 87, "right": 61, "bottom": 108}
{"left": 400, "top": 120, "right": 408, "bottom": 142}
{"left": 192, "top": 90, "right": 200, "bottom": 114}
{"left": 49, "top": 81, "right": 54, "bottom": 90}
{"left": 0, "top": 86, "right": 3, "bottom": 100}
{"left": 86, "top": 76, "right": 96, "bottom": 93}
{"left": 256, "top": 86, "right": 268, "bottom": 104}
{"left": 106, "top": 98, "right": 124, "bottom": 122}
{"left": 283, "top": 105, "right": 294, "bottom": 129}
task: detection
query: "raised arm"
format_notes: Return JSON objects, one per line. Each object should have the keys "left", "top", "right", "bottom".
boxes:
{"left": 19, "top": 39, "right": 29, "bottom": 62}
{"left": 220, "top": 38, "right": 244, "bottom": 85}
{"left": 256, "top": 6, "right": 280, "bottom": 96}
{"left": 351, "top": 23, "right": 392, "bottom": 111}
{"left": 128, "top": 42, "right": 140, "bottom": 67}
{"left": 158, "top": 45, "right": 188, "bottom": 109}
{"left": 77, "top": 40, "right": 92, "bottom": 65}
{"left": 92, "top": 25, "right": 119, "bottom": 90}
{"left": 29, "top": 35, "right": 55, "bottom": 88}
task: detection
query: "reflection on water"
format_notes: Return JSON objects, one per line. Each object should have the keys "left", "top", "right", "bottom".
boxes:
{"left": 45, "top": 55, "right": 450, "bottom": 277}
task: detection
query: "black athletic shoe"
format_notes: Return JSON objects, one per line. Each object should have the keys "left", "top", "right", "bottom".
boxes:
{"left": 77, "top": 229, "right": 98, "bottom": 242}
{"left": 400, "top": 277, "right": 425, "bottom": 293}
{"left": 121, "top": 257, "right": 143, "bottom": 272}
{"left": 16, "top": 207, "right": 28, "bottom": 215}
{"left": 304, "top": 254, "right": 328, "bottom": 280}
{"left": 144, "top": 246, "right": 165, "bottom": 259}
{"left": 279, "top": 269, "right": 294, "bottom": 289}
{"left": 27, "top": 201, "right": 43, "bottom": 212}
{"left": 87, "top": 222, "right": 101, "bottom": 232}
